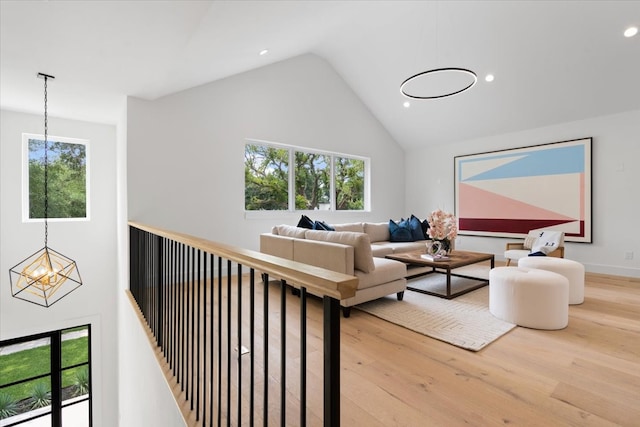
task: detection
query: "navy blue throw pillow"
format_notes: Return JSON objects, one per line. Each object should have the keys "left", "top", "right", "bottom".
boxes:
{"left": 313, "top": 220, "right": 335, "bottom": 231}
{"left": 409, "top": 215, "right": 425, "bottom": 241}
{"left": 389, "top": 219, "right": 413, "bottom": 242}
{"left": 528, "top": 251, "right": 547, "bottom": 257}
{"left": 420, "top": 219, "right": 430, "bottom": 239}
{"left": 297, "top": 214, "right": 314, "bottom": 229}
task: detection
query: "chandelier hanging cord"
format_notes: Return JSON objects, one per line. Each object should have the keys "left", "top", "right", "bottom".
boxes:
{"left": 38, "top": 72, "right": 54, "bottom": 247}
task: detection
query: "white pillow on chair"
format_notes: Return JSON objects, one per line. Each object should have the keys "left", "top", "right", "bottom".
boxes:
{"left": 531, "top": 230, "right": 562, "bottom": 254}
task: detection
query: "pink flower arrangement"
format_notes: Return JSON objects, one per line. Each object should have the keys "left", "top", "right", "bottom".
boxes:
{"left": 426, "top": 209, "right": 458, "bottom": 241}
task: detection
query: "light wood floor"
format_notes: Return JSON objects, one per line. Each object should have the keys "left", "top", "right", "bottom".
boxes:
{"left": 337, "top": 270, "right": 640, "bottom": 426}
{"left": 145, "top": 267, "right": 640, "bottom": 427}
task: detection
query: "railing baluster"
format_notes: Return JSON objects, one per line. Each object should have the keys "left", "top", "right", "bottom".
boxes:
{"left": 181, "top": 243, "right": 186, "bottom": 391}
{"left": 263, "top": 273, "right": 269, "bottom": 427}
{"left": 323, "top": 296, "right": 341, "bottom": 427}
{"left": 300, "top": 286, "right": 307, "bottom": 427}
{"left": 202, "top": 251, "right": 207, "bottom": 426}
{"left": 191, "top": 247, "right": 196, "bottom": 410}
{"left": 237, "top": 263, "right": 243, "bottom": 425}
{"left": 197, "top": 249, "right": 202, "bottom": 419}
{"left": 209, "top": 254, "right": 215, "bottom": 426}
{"left": 157, "top": 236, "right": 163, "bottom": 348}
{"left": 226, "top": 259, "right": 232, "bottom": 427}
{"left": 280, "top": 279, "right": 286, "bottom": 427}
{"left": 217, "top": 256, "right": 222, "bottom": 427}
{"left": 250, "top": 268, "right": 255, "bottom": 427}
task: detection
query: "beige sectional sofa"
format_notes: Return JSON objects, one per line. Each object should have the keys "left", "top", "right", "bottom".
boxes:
{"left": 260, "top": 221, "right": 430, "bottom": 317}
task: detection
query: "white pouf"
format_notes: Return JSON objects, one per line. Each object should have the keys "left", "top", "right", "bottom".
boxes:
{"left": 518, "top": 257, "right": 585, "bottom": 304}
{"left": 489, "top": 267, "right": 569, "bottom": 330}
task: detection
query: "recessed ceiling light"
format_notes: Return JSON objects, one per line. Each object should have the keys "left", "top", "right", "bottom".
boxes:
{"left": 624, "top": 26, "right": 638, "bottom": 38}
{"left": 259, "top": 49, "right": 269, "bottom": 56}
{"left": 403, "top": 101, "right": 411, "bottom": 108}
{"left": 485, "top": 74, "right": 495, "bottom": 82}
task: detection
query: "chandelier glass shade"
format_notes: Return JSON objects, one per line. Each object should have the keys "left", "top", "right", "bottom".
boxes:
{"left": 8, "top": 73, "right": 83, "bottom": 307}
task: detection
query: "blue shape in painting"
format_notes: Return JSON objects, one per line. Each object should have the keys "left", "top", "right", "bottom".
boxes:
{"left": 461, "top": 145, "right": 585, "bottom": 182}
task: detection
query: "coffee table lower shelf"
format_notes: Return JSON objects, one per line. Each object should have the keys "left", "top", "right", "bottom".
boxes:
{"left": 406, "top": 271, "right": 489, "bottom": 299}
{"left": 386, "top": 250, "right": 495, "bottom": 299}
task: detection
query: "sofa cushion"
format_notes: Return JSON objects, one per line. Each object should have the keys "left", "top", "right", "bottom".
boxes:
{"left": 273, "top": 224, "right": 307, "bottom": 238}
{"left": 376, "top": 241, "right": 427, "bottom": 254}
{"left": 370, "top": 242, "right": 394, "bottom": 257}
{"left": 332, "top": 222, "right": 365, "bottom": 233}
{"left": 389, "top": 219, "right": 413, "bottom": 242}
{"left": 305, "top": 230, "right": 375, "bottom": 273}
{"left": 355, "top": 258, "right": 406, "bottom": 290}
{"left": 364, "top": 222, "right": 390, "bottom": 243}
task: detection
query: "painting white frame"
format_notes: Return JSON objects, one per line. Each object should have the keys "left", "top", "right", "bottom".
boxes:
{"left": 454, "top": 137, "right": 592, "bottom": 243}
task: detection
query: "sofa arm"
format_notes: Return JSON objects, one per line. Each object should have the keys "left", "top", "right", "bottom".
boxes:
{"left": 260, "top": 233, "right": 294, "bottom": 260}
{"left": 293, "top": 239, "right": 355, "bottom": 276}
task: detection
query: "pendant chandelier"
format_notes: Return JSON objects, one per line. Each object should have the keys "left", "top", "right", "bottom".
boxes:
{"left": 9, "top": 73, "right": 83, "bottom": 307}
{"left": 400, "top": 2, "right": 477, "bottom": 100}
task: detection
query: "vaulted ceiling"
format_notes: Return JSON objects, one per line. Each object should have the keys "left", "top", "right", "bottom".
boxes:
{"left": 1, "top": 1, "right": 639, "bottom": 149}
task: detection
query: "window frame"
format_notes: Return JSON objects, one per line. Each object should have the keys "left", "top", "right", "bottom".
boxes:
{"left": 0, "top": 324, "right": 93, "bottom": 427}
{"left": 244, "top": 139, "right": 370, "bottom": 215}
{"left": 21, "top": 133, "right": 91, "bottom": 223}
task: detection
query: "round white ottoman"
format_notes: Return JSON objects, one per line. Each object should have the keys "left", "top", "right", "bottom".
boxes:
{"left": 518, "top": 257, "right": 585, "bottom": 304}
{"left": 489, "top": 267, "right": 569, "bottom": 330}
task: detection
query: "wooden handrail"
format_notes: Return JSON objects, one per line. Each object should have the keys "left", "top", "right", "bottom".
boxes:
{"left": 128, "top": 221, "right": 358, "bottom": 301}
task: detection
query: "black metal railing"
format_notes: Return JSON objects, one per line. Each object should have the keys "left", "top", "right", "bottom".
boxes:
{"left": 128, "top": 222, "right": 357, "bottom": 427}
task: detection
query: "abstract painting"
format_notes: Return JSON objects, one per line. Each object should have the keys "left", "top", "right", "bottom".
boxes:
{"left": 454, "top": 138, "right": 592, "bottom": 243}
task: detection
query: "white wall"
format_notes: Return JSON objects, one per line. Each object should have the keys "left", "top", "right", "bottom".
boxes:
{"left": 118, "top": 296, "right": 186, "bottom": 427}
{"left": 0, "top": 109, "right": 119, "bottom": 426}
{"left": 406, "top": 109, "right": 640, "bottom": 277}
{"left": 127, "top": 53, "right": 406, "bottom": 250}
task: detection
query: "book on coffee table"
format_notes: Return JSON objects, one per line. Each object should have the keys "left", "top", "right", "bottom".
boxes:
{"left": 421, "top": 254, "right": 450, "bottom": 261}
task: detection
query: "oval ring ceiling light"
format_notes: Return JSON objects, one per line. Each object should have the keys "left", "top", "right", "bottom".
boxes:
{"left": 400, "top": 67, "right": 478, "bottom": 100}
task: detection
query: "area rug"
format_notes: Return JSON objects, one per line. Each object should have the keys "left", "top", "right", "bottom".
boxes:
{"left": 355, "top": 265, "right": 516, "bottom": 351}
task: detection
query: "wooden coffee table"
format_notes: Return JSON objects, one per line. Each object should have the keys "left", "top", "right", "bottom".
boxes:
{"left": 385, "top": 250, "right": 495, "bottom": 299}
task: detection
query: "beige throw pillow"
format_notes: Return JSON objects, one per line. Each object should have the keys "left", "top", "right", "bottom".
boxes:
{"left": 305, "top": 230, "right": 375, "bottom": 273}
{"left": 364, "top": 222, "right": 391, "bottom": 243}
{"left": 332, "top": 222, "right": 365, "bottom": 233}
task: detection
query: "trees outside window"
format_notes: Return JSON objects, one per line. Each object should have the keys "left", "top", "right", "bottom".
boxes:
{"left": 295, "top": 152, "right": 330, "bottom": 210}
{"left": 245, "top": 141, "right": 367, "bottom": 212}
{"left": 335, "top": 156, "right": 365, "bottom": 211}
{"left": 244, "top": 144, "right": 289, "bottom": 210}
{"left": 23, "top": 134, "right": 89, "bottom": 221}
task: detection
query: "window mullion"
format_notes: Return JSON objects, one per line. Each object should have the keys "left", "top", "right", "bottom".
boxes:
{"left": 330, "top": 155, "right": 336, "bottom": 211}
{"left": 289, "top": 149, "right": 295, "bottom": 211}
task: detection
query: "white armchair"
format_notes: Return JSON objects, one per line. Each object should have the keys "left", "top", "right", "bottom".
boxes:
{"left": 504, "top": 229, "right": 565, "bottom": 266}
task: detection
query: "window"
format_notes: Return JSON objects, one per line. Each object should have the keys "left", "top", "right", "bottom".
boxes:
{"left": 245, "top": 141, "right": 368, "bottom": 212}
{"left": 0, "top": 325, "right": 92, "bottom": 426}
{"left": 22, "top": 134, "right": 89, "bottom": 222}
